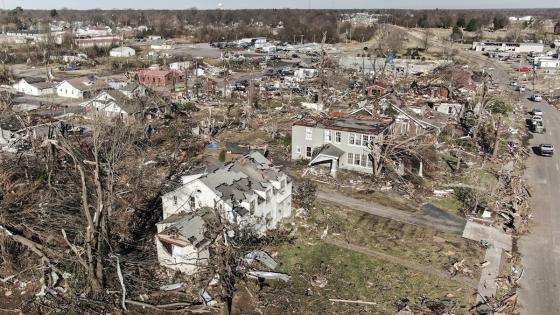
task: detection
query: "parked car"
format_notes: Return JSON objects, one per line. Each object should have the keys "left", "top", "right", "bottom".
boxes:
{"left": 532, "top": 108, "right": 543, "bottom": 116}
{"left": 532, "top": 95, "right": 543, "bottom": 102}
{"left": 510, "top": 81, "right": 518, "bottom": 86}
{"left": 531, "top": 120, "right": 545, "bottom": 133}
{"left": 517, "top": 86, "right": 526, "bottom": 92}
{"left": 538, "top": 144, "right": 554, "bottom": 157}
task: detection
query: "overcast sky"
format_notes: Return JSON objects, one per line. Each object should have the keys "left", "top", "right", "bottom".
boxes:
{"left": 4, "top": 0, "right": 559, "bottom": 10}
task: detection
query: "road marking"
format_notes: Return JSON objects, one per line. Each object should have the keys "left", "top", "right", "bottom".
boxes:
{"left": 550, "top": 130, "right": 553, "bottom": 136}
{"left": 556, "top": 163, "right": 559, "bottom": 172}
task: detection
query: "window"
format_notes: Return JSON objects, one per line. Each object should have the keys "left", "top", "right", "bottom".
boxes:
{"left": 161, "top": 241, "right": 173, "bottom": 255}
{"left": 354, "top": 154, "right": 361, "bottom": 166}
{"left": 266, "top": 189, "right": 271, "bottom": 203}
{"left": 173, "top": 196, "right": 178, "bottom": 206}
{"left": 280, "top": 179, "right": 286, "bottom": 190}
{"left": 306, "top": 147, "right": 312, "bottom": 158}
{"left": 349, "top": 133, "right": 355, "bottom": 145}
{"left": 305, "top": 127, "right": 313, "bottom": 140}
{"left": 325, "top": 130, "right": 332, "bottom": 142}
{"left": 250, "top": 200, "right": 256, "bottom": 215}
{"left": 189, "top": 196, "right": 196, "bottom": 209}
{"left": 362, "top": 135, "right": 369, "bottom": 147}
{"left": 335, "top": 131, "right": 341, "bottom": 143}
{"left": 347, "top": 153, "right": 354, "bottom": 164}
{"left": 355, "top": 134, "right": 361, "bottom": 146}
{"left": 361, "top": 154, "right": 367, "bottom": 167}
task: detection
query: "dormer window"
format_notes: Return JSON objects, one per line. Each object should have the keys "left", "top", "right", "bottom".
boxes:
{"left": 189, "top": 196, "right": 196, "bottom": 209}
{"left": 173, "top": 195, "right": 178, "bottom": 206}
{"left": 280, "top": 179, "right": 286, "bottom": 190}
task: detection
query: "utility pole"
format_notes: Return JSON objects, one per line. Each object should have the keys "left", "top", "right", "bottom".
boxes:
{"left": 362, "top": 47, "right": 369, "bottom": 86}
{"left": 318, "top": 31, "right": 327, "bottom": 105}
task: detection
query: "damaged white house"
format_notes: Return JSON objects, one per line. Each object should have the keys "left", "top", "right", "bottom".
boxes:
{"left": 156, "top": 152, "right": 293, "bottom": 274}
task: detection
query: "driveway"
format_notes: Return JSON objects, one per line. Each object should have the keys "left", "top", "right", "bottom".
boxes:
{"left": 317, "top": 188, "right": 466, "bottom": 235}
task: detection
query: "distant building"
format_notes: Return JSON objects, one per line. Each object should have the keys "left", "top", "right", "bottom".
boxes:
{"left": 472, "top": 41, "right": 544, "bottom": 54}
{"left": 508, "top": 16, "right": 533, "bottom": 23}
{"left": 238, "top": 37, "right": 267, "bottom": 46}
{"left": 150, "top": 40, "right": 173, "bottom": 50}
{"left": 109, "top": 46, "right": 136, "bottom": 58}
{"left": 59, "top": 51, "right": 88, "bottom": 63}
{"left": 74, "top": 35, "right": 121, "bottom": 48}
{"left": 13, "top": 78, "right": 55, "bottom": 96}
{"left": 56, "top": 78, "right": 109, "bottom": 99}
{"left": 80, "top": 90, "right": 143, "bottom": 121}
{"left": 4, "top": 30, "right": 64, "bottom": 45}
{"left": 119, "top": 83, "right": 146, "bottom": 98}
{"left": 535, "top": 58, "right": 560, "bottom": 69}
{"left": 169, "top": 61, "right": 191, "bottom": 71}
{"left": 137, "top": 69, "right": 184, "bottom": 86}
{"left": 75, "top": 26, "right": 112, "bottom": 37}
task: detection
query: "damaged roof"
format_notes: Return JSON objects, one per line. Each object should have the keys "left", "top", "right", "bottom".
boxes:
{"left": 63, "top": 77, "right": 110, "bottom": 92}
{"left": 157, "top": 207, "right": 219, "bottom": 249}
{"left": 294, "top": 114, "right": 393, "bottom": 135}
{"left": 196, "top": 151, "right": 286, "bottom": 207}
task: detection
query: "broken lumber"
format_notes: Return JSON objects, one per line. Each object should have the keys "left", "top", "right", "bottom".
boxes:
{"left": 328, "top": 299, "right": 377, "bottom": 305}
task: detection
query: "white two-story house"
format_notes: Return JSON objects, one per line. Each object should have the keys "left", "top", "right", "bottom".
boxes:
{"left": 156, "top": 151, "right": 292, "bottom": 274}
{"left": 291, "top": 113, "right": 393, "bottom": 177}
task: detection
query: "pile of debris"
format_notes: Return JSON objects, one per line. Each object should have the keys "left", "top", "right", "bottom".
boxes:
{"left": 395, "top": 297, "right": 457, "bottom": 315}
{"left": 490, "top": 166, "right": 532, "bottom": 235}
{"left": 470, "top": 293, "right": 518, "bottom": 315}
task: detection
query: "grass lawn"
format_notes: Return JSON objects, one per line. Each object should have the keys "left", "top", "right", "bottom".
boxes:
{"left": 305, "top": 203, "right": 484, "bottom": 278}
{"left": 261, "top": 241, "right": 475, "bottom": 314}
{"left": 429, "top": 195, "right": 464, "bottom": 215}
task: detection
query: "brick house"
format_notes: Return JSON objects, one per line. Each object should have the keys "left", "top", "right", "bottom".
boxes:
{"left": 137, "top": 69, "right": 184, "bottom": 86}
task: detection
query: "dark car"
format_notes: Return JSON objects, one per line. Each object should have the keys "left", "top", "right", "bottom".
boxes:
{"left": 539, "top": 144, "right": 554, "bottom": 157}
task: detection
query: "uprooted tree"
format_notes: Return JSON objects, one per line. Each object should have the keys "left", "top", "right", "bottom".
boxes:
{"left": 0, "top": 112, "right": 196, "bottom": 312}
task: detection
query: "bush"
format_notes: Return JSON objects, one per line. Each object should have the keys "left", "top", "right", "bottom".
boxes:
{"left": 219, "top": 149, "right": 226, "bottom": 162}
{"left": 282, "top": 133, "right": 292, "bottom": 146}
{"left": 294, "top": 180, "right": 317, "bottom": 211}
{"left": 486, "top": 98, "right": 512, "bottom": 115}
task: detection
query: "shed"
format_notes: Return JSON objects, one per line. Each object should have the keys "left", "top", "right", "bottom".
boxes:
{"left": 110, "top": 46, "right": 136, "bottom": 58}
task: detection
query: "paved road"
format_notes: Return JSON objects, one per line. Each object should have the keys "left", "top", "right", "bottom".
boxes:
{"left": 480, "top": 54, "right": 560, "bottom": 314}
{"left": 518, "top": 99, "right": 560, "bottom": 314}
{"left": 317, "top": 188, "right": 466, "bottom": 234}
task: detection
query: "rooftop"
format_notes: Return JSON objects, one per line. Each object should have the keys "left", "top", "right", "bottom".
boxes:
{"left": 184, "top": 151, "right": 287, "bottom": 207}
{"left": 157, "top": 207, "right": 219, "bottom": 249}
{"left": 294, "top": 114, "right": 393, "bottom": 135}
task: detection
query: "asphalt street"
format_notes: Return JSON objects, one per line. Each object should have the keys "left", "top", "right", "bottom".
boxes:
{"left": 517, "top": 95, "right": 560, "bottom": 314}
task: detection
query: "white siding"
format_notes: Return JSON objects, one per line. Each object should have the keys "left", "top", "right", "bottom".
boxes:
{"left": 57, "top": 81, "right": 83, "bottom": 99}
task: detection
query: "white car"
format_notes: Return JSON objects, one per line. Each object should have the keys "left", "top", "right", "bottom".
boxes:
{"left": 532, "top": 95, "right": 543, "bottom": 102}
{"left": 511, "top": 81, "right": 518, "bottom": 86}
{"left": 531, "top": 115, "right": 543, "bottom": 124}
{"left": 532, "top": 108, "right": 543, "bottom": 116}
{"left": 517, "top": 86, "right": 526, "bottom": 92}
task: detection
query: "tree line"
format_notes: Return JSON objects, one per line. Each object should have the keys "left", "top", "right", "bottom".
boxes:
{"left": 1, "top": 8, "right": 559, "bottom": 43}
